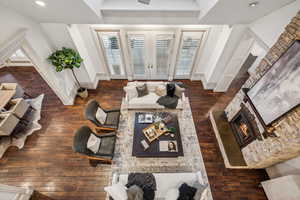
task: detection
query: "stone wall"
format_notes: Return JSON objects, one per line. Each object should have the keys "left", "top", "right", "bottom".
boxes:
{"left": 225, "top": 11, "right": 300, "bottom": 168}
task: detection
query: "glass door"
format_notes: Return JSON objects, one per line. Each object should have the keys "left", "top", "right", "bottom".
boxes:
{"left": 175, "top": 31, "right": 204, "bottom": 79}
{"left": 127, "top": 33, "right": 149, "bottom": 79}
{"left": 127, "top": 31, "right": 175, "bottom": 80}
{"left": 152, "top": 33, "right": 174, "bottom": 79}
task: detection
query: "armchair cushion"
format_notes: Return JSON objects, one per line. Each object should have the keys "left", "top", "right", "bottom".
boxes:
{"left": 106, "top": 111, "right": 120, "bottom": 126}
{"left": 98, "top": 135, "right": 116, "bottom": 156}
{"left": 96, "top": 107, "right": 107, "bottom": 124}
{"left": 87, "top": 134, "right": 101, "bottom": 154}
{"left": 73, "top": 126, "right": 117, "bottom": 159}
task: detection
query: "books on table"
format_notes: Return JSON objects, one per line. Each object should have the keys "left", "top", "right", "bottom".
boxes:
{"left": 138, "top": 113, "right": 153, "bottom": 124}
{"left": 159, "top": 140, "right": 178, "bottom": 152}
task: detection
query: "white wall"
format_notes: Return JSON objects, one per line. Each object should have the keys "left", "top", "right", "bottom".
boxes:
{"left": 194, "top": 25, "right": 225, "bottom": 75}
{"left": 249, "top": 0, "right": 300, "bottom": 48}
{"left": 67, "top": 24, "right": 108, "bottom": 88}
{"left": 0, "top": 0, "right": 102, "bottom": 24}
{"left": 76, "top": 24, "right": 106, "bottom": 75}
{"left": 267, "top": 156, "right": 300, "bottom": 179}
{"left": 0, "top": 5, "right": 76, "bottom": 105}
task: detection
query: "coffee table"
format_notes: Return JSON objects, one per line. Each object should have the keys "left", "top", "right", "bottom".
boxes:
{"left": 132, "top": 112, "right": 184, "bottom": 157}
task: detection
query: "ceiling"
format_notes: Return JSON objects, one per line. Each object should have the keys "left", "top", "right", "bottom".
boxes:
{"left": 199, "top": 0, "right": 296, "bottom": 24}
{"left": 100, "top": 0, "right": 199, "bottom": 11}
{"left": 0, "top": 0, "right": 101, "bottom": 24}
{"left": 0, "top": 0, "right": 297, "bottom": 25}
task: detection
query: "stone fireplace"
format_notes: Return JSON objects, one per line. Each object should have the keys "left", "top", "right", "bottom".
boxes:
{"left": 224, "top": 11, "right": 300, "bottom": 169}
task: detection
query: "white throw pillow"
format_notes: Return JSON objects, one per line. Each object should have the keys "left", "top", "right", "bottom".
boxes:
{"left": 96, "top": 107, "right": 107, "bottom": 124}
{"left": 87, "top": 134, "right": 101, "bottom": 154}
{"left": 104, "top": 183, "right": 128, "bottom": 200}
{"left": 174, "top": 84, "right": 185, "bottom": 98}
{"left": 125, "top": 86, "right": 138, "bottom": 100}
{"left": 165, "top": 188, "right": 179, "bottom": 200}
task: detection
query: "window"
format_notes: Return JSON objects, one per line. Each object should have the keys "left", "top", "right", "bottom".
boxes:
{"left": 98, "top": 32, "right": 125, "bottom": 76}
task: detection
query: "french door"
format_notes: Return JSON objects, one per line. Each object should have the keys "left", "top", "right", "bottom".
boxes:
{"left": 127, "top": 31, "right": 175, "bottom": 80}
{"left": 96, "top": 29, "right": 205, "bottom": 80}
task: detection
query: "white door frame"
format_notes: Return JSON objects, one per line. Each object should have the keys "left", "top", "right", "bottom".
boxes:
{"left": 126, "top": 31, "right": 149, "bottom": 80}
{"left": 127, "top": 30, "right": 175, "bottom": 80}
{"left": 0, "top": 29, "right": 74, "bottom": 105}
{"left": 90, "top": 26, "right": 210, "bottom": 81}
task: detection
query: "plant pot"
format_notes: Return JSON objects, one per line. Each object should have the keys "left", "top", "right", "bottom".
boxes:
{"left": 77, "top": 88, "right": 88, "bottom": 99}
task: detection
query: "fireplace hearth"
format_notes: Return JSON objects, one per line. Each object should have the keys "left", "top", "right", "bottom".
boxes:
{"left": 230, "top": 104, "right": 262, "bottom": 148}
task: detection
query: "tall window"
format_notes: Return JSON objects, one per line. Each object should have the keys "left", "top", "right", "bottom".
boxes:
{"left": 98, "top": 32, "right": 125, "bottom": 76}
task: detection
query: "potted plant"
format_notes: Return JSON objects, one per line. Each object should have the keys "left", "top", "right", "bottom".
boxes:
{"left": 48, "top": 47, "right": 88, "bottom": 98}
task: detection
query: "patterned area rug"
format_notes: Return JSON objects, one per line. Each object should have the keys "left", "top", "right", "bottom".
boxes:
{"left": 111, "top": 97, "right": 213, "bottom": 200}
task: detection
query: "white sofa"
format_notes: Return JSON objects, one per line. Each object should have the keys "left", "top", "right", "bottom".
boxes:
{"left": 111, "top": 172, "right": 209, "bottom": 200}
{"left": 123, "top": 81, "right": 186, "bottom": 110}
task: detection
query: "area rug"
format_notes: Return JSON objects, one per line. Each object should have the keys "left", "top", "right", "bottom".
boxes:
{"left": 111, "top": 97, "right": 213, "bottom": 200}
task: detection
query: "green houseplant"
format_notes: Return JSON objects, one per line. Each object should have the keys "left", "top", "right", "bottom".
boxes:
{"left": 48, "top": 47, "right": 88, "bottom": 98}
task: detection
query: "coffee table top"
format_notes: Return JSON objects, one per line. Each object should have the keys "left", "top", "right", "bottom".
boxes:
{"left": 132, "top": 112, "right": 184, "bottom": 157}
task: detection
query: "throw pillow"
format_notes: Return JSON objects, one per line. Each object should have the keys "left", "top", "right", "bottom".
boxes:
{"left": 96, "top": 107, "right": 107, "bottom": 124}
{"left": 178, "top": 183, "right": 197, "bottom": 200}
{"left": 125, "top": 86, "right": 138, "bottom": 100}
{"left": 165, "top": 188, "right": 179, "bottom": 200}
{"left": 136, "top": 84, "right": 149, "bottom": 97}
{"left": 127, "top": 185, "right": 143, "bottom": 200}
{"left": 104, "top": 183, "right": 128, "bottom": 200}
{"left": 174, "top": 84, "right": 185, "bottom": 98}
{"left": 166, "top": 83, "right": 176, "bottom": 97}
{"left": 155, "top": 85, "right": 167, "bottom": 96}
{"left": 87, "top": 134, "right": 101, "bottom": 154}
{"left": 192, "top": 182, "right": 208, "bottom": 200}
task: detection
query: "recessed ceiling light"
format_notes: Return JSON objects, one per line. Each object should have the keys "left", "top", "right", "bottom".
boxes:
{"left": 249, "top": 2, "right": 259, "bottom": 7}
{"left": 35, "top": 1, "right": 46, "bottom": 7}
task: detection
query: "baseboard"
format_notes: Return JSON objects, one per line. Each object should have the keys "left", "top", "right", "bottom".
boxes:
{"left": 198, "top": 73, "right": 217, "bottom": 90}
{"left": 97, "top": 73, "right": 110, "bottom": 80}
{"left": 79, "top": 73, "right": 110, "bottom": 89}
{"left": 190, "top": 73, "right": 203, "bottom": 81}
{"left": 67, "top": 84, "right": 78, "bottom": 105}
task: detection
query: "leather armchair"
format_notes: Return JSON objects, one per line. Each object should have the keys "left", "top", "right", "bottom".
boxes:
{"left": 73, "top": 126, "right": 116, "bottom": 166}
{"left": 84, "top": 99, "right": 120, "bottom": 130}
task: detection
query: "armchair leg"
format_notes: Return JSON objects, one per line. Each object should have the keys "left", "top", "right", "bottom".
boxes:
{"left": 88, "top": 158, "right": 113, "bottom": 166}
{"left": 89, "top": 159, "right": 99, "bottom": 167}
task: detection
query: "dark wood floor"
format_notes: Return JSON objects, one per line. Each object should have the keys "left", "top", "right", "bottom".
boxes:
{"left": 0, "top": 67, "right": 268, "bottom": 200}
